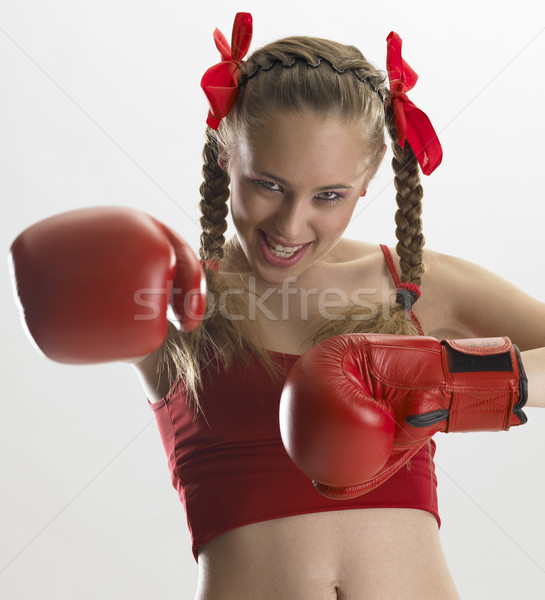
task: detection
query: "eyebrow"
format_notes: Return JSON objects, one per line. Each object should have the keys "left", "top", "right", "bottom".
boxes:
{"left": 255, "top": 171, "right": 354, "bottom": 192}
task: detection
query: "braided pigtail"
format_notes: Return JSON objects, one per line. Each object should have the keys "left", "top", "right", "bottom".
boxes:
{"left": 385, "top": 102, "right": 425, "bottom": 293}
{"left": 199, "top": 127, "right": 230, "bottom": 265}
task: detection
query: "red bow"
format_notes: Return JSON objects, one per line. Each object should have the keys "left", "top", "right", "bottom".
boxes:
{"left": 386, "top": 32, "right": 442, "bottom": 176}
{"left": 201, "top": 12, "right": 253, "bottom": 130}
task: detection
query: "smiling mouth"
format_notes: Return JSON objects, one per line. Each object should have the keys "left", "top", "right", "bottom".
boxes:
{"left": 261, "top": 231, "right": 308, "bottom": 257}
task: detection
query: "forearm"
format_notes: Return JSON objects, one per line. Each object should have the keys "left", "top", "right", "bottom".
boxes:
{"left": 521, "top": 348, "right": 545, "bottom": 408}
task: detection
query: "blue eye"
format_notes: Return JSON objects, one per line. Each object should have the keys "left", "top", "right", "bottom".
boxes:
{"left": 256, "top": 179, "right": 282, "bottom": 192}
{"left": 316, "top": 191, "right": 344, "bottom": 205}
{"left": 254, "top": 179, "right": 344, "bottom": 205}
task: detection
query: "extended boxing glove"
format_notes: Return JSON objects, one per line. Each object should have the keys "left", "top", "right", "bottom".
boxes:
{"left": 9, "top": 206, "right": 206, "bottom": 364}
{"left": 279, "top": 333, "right": 527, "bottom": 500}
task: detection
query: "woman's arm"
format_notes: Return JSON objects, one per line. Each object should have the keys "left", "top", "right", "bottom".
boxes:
{"left": 520, "top": 348, "right": 545, "bottom": 408}
{"left": 416, "top": 249, "right": 545, "bottom": 409}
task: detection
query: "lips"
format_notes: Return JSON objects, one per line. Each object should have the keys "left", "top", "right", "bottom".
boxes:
{"left": 264, "top": 233, "right": 305, "bottom": 256}
{"left": 257, "top": 230, "right": 312, "bottom": 268}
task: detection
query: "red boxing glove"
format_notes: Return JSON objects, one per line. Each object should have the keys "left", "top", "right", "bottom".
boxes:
{"left": 9, "top": 206, "right": 206, "bottom": 364}
{"left": 279, "top": 334, "right": 527, "bottom": 500}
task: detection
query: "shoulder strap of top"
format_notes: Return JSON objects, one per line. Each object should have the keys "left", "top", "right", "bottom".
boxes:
{"left": 380, "top": 243, "right": 402, "bottom": 287}
{"left": 379, "top": 244, "right": 425, "bottom": 336}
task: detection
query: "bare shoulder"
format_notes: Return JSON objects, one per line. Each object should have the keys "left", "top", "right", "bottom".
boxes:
{"left": 415, "top": 247, "right": 545, "bottom": 349}
{"left": 336, "top": 243, "right": 545, "bottom": 347}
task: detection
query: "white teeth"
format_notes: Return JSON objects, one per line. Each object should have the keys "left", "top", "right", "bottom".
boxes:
{"left": 265, "top": 234, "right": 303, "bottom": 258}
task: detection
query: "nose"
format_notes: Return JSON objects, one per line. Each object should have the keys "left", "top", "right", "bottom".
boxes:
{"left": 274, "top": 197, "right": 309, "bottom": 242}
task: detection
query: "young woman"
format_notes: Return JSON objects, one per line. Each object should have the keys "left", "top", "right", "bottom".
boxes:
{"left": 10, "top": 12, "right": 545, "bottom": 600}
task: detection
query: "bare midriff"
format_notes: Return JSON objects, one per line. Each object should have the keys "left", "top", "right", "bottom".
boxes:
{"left": 194, "top": 508, "right": 460, "bottom": 600}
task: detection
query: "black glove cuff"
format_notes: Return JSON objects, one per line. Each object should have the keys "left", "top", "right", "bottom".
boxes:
{"left": 513, "top": 344, "right": 528, "bottom": 425}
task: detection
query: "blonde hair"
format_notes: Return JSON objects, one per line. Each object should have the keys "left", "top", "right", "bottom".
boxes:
{"left": 161, "top": 35, "right": 425, "bottom": 411}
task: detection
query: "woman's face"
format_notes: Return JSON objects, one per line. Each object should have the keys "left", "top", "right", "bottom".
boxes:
{"left": 227, "top": 111, "right": 376, "bottom": 285}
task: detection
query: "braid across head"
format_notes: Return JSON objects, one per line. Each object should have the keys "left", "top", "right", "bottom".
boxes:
{"left": 218, "top": 36, "right": 388, "bottom": 174}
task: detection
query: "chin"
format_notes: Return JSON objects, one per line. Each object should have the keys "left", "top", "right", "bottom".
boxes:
{"left": 252, "top": 262, "right": 301, "bottom": 286}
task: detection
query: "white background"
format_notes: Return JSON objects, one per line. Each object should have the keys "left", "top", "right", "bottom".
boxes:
{"left": 2, "top": 1, "right": 545, "bottom": 598}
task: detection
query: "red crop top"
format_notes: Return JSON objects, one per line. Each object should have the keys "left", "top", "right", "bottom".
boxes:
{"left": 148, "top": 245, "right": 439, "bottom": 562}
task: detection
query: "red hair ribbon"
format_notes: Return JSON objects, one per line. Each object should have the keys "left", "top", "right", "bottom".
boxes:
{"left": 201, "top": 12, "right": 253, "bottom": 130}
{"left": 386, "top": 32, "right": 443, "bottom": 176}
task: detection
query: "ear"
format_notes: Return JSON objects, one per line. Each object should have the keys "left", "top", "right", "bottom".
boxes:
{"left": 218, "top": 156, "right": 229, "bottom": 171}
